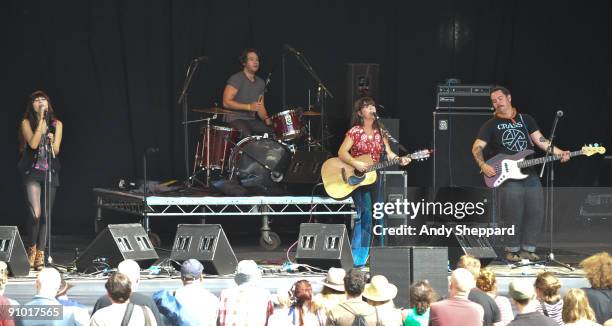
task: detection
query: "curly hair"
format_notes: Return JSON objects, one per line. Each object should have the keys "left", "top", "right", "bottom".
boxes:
{"left": 476, "top": 268, "right": 497, "bottom": 293}
{"left": 410, "top": 280, "right": 437, "bottom": 315}
{"left": 534, "top": 272, "right": 562, "bottom": 303}
{"left": 580, "top": 251, "right": 612, "bottom": 289}
{"left": 344, "top": 268, "right": 366, "bottom": 297}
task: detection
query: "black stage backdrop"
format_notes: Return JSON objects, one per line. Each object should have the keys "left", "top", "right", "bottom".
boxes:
{"left": 1, "top": 0, "right": 610, "bottom": 234}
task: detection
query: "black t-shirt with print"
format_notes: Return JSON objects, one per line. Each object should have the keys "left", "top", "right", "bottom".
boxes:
{"left": 477, "top": 113, "right": 540, "bottom": 160}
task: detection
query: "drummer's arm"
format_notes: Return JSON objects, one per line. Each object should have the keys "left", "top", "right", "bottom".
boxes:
{"left": 222, "top": 85, "right": 251, "bottom": 112}
{"left": 257, "top": 96, "right": 272, "bottom": 125}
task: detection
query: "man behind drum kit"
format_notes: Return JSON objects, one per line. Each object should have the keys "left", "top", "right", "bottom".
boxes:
{"left": 222, "top": 48, "right": 274, "bottom": 137}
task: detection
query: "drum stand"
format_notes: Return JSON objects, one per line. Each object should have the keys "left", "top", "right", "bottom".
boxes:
{"left": 187, "top": 115, "right": 217, "bottom": 188}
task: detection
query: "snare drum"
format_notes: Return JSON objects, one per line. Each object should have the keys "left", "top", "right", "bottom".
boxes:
{"left": 271, "top": 109, "right": 303, "bottom": 141}
{"left": 194, "top": 125, "right": 239, "bottom": 171}
{"left": 229, "top": 136, "right": 292, "bottom": 188}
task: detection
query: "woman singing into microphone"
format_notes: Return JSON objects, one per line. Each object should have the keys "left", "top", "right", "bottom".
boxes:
{"left": 338, "top": 97, "right": 410, "bottom": 267}
{"left": 17, "top": 91, "right": 63, "bottom": 271}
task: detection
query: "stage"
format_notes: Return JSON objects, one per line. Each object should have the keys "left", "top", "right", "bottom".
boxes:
{"left": 3, "top": 231, "right": 608, "bottom": 312}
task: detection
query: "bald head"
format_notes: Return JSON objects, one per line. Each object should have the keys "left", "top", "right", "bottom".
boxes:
{"left": 36, "top": 268, "right": 62, "bottom": 297}
{"left": 450, "top": 268, "right": 476, "bottom": 297}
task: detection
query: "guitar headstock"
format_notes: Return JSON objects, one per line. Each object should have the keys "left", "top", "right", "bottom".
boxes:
{"left": 581, "top": 143, "right": 606, "bottom": 156}
{"left": 409, "top": 149, "right": 432, "bottom": 161}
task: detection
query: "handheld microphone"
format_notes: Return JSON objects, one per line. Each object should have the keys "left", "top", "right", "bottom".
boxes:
{"left": 192, "top": 56, "right": 209, "bottom": 62}
{"left": 556, "top": 110, "right": 564, "bottom": 117}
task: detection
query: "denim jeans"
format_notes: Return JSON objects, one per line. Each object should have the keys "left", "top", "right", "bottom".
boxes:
{"left": 350, "top": 175, "right": 384, "bottom": 267}
{"left": 498, "top": 173, "right": 544, "bottom": 253}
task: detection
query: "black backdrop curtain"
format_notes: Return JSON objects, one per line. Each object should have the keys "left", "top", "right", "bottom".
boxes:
{"left": 1, "top": 0, "right": 610, "bottom": 233}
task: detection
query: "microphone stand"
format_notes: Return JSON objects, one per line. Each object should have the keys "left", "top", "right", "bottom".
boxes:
{"left": 177, "top": 59, "right": 202, "bottom": 187}
{"left": 44, "top": 125, "right": 55, "bottom": 267}
{"left": 286, "top": 49, "right": 334, "bottom": 151}
{"left": 538, "top": 112, "right": 572, "bottom": 271}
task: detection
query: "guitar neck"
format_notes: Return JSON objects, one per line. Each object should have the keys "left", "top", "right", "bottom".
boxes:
{"left": 366, "top": 157, "right": 401, "bottom": 172}
{"left": 517, "top": 150, "right": 582, "bottom": 168}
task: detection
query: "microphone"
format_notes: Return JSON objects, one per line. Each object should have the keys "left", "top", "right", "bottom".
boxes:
{"left": 556, "top": 110, "right": 564, "bottom": 117}
{"left": 372, "top": 112, "right": 380, "bottom": 120}
{"left": 282, "top": 44, "right": 301, "bottom": 55}
{"left": 192, "top": 56, "right": 209, "bottom": 62}
{"left": 145, "top": 147, "right": 160, "bottom": 155}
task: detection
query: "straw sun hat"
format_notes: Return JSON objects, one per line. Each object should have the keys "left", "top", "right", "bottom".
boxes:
{"left": 363, "top": 275, "right": 398, "bottom": 302}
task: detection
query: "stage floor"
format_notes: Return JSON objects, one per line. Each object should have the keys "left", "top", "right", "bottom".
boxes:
{"left": 4, "top": 233, "right": 609, "bottom": 311}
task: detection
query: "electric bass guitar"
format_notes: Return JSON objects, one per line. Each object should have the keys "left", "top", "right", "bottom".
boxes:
{"left": 321, "top": 150, "right": 432, "bottom": 199}
{"left": 483, "top": 144, "right": 606, "bottom": 188}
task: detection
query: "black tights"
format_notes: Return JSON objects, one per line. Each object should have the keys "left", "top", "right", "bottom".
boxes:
{"left": 24, "top": 180, "right": 56, "bottom": 249}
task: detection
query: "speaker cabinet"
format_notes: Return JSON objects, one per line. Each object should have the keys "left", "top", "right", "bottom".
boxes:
{"left": 296, "top": 223, "right": 353, "bottom": 270}
{"left": 370, "top": 246, "right": 449, "bottom": 308}
{"left": 284, "top": 151, "right": 331, "bottom": 184}
{"left": 346, "top": 63, "right": 379, "bottom": 119}
{"left": 433, "top": 111, "right": 493, "bottom": 188}
{"left": 0, "top": 226, "right": 29, "bottom": 276}
{"left": 170, "top": 224, "right": 237, "bottom": 275}
{"left": 75, "top": 224, "right": 158, "bottom": 272}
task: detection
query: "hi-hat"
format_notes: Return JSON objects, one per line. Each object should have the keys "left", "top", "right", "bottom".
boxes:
{"left": 192, "top": 107, "right": 236, "bottom": 115}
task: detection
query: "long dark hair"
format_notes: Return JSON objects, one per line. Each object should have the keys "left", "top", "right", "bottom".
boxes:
{"left": 410, "top": 280, "right": 438, "bottom": 315}
{"left": 19, "top": 90, "right": 57, "bottom": 155}
{"left": 350, "top": 96, "right": 384, "bottom": 130}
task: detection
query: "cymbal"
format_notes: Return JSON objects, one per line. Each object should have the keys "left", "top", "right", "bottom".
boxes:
{"left": 192, "top": 107, "right": 236, "bottom": 115}
{"left": 301, "top": 110, "right": 321, "bottom": 117}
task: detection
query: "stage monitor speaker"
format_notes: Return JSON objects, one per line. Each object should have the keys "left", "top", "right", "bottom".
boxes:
{"left": 447, "top": 231, "right": 497, "bottom": 268}
{"left": 75, "top": 223, "right": 158, "bottom": 272}
{"left": 370, "top": 246, "right": 449, "bottom": 308}
{"left": 346, "top": 63, "right": 379, "bottom": 119}
{"left": 433, "top": 111, "right": 493, "bottom": 188}
{"left": 0, "top": 226, "right": 29, "bottom": 276}
{"left": 295, "top": 223, "right": 353, "bottom": 270}
{"left": 284, "top": 151, "right": 331, "bottom": 184}
{"left": 170, "top": 224, "right": 237, "bottom": 275}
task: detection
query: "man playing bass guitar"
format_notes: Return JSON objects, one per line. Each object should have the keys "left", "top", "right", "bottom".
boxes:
{"left": 471, "top": 86, "right": 570, "bottom": 263}
{"left": 338, "top": 97, "right": 410, "bottom": 267}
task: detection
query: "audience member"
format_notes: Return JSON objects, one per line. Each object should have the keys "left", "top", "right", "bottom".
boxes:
{"left": 580, "top": 252, "right": 612, "bottom": 323}
{"left": 429, "top": 268, "right": 484, "bottom": 326}
{"left": 22, "top": 267, "right": 78, "bottom": 326}
{"left": 92, "top": 260, "right": 162, "bottom": 325}
{"left": 0, "top": 262, "right": 14, "bottom": 326}
{"left": 402, "top": 280, "right": 437, "bottom": 326}
{"left": 89, "top": 272, "right": 157, "bottom": 326}
{"left": 362, "top": 275, "right": 403, "bottom": 325}
{"left": 535, "top": 272, "right": 564, "bottom": 325}
{"left": 507, "top": 279, "right": 556, "bottom": 326}
{"left": 562, "top": 288, "right": 600, "bottom": 326}
{"left": 287, "top": 280, "right": 325, "bottom": 325}
{"left": 217, "top": 260, "right": 273, "bottom": 326}
{"left": 313, "top": 267, "right": 347, "bottom": 314}
{"left": 56, "top": 274, "right": 90, "bottom": 326}
{"left": 0, "top": 262, "right": 18, "bottom": 305}
{"left": 477, "top": 268, "right": 513, "bottom": 326}
{"left": 326, "top": 268, "right": 379, "bottom": 325}
{"left": 153, "top": 259, "right": 219, "bottom": 326}
{"left": 268, "top": 285, "right": 293, "bottom": 326}
{"left": 457, "top": 255, "right": 501, "bottom": 326}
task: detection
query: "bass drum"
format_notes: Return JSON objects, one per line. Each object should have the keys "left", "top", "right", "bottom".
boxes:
{"left": 229, "top": 136, "right": 292, "bottom": 190}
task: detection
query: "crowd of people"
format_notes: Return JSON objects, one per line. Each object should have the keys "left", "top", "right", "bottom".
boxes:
{"left": 0, "top": 251, "right": 609, "bottom": 326}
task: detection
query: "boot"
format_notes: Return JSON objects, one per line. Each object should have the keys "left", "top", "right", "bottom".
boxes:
{"left": 27, "top": 245, "right": 36, "bottom": 268}
{"left": 34, "top": 250, "right": 45, "bottom": 271}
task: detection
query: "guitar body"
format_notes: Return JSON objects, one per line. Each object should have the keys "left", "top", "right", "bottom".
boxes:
{"left": 484, "top": 150, "right": 533, "bottom": 188}
{"left": 321, "top": 155, "right": 378, "bottom": 199}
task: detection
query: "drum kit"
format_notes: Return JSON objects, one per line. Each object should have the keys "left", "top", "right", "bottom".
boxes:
{"left": 191, "top": 106, "right": 322, "bottom": 188}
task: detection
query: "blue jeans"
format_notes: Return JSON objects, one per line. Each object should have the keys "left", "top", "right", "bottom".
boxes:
{"left": 498, "top": 173, "right": 544, "bottom": 253}
{"left": 350, "top": 175, "right": 384, "bottom": 267}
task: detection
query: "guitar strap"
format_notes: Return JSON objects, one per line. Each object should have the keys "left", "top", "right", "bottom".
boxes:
{"left": 518, "top": 114, "right": 535, "bottom": 148}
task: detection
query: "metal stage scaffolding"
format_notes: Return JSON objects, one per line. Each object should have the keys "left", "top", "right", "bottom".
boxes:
{"left": 93, "top": 188, "right": 355, "bottom": 249}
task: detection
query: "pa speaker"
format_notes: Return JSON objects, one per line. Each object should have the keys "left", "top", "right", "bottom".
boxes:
{"left": 296, "top": 223, "right": 353, "bottom": 270}
{"left": 75, "top": 223, "right": 158, "bottom": 272}
{"left": 370, "top": 246, "right": 449, "bottom": 308}
{"left": 0, "top": 226, "right": 29, "bottom": 276}
{"left": 170, "top": 224, "right": 237, "bottom": 275}
{"left": 448, "top": 230, "right": 497, "bottom": 268}
{"left": 284, "top": 151, "right": 331, "bottom": 184}
{"left": 433, "top": 111, "right": 493, "bottom": 188}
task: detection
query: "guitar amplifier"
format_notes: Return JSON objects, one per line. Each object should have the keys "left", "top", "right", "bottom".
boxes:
{"left": 436, "top": 84, "right": 494, "bottom": 110}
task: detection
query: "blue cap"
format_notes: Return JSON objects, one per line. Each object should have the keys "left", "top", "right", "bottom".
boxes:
{"left": 180, "top": 259, "right": 203, "bottom": 279}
